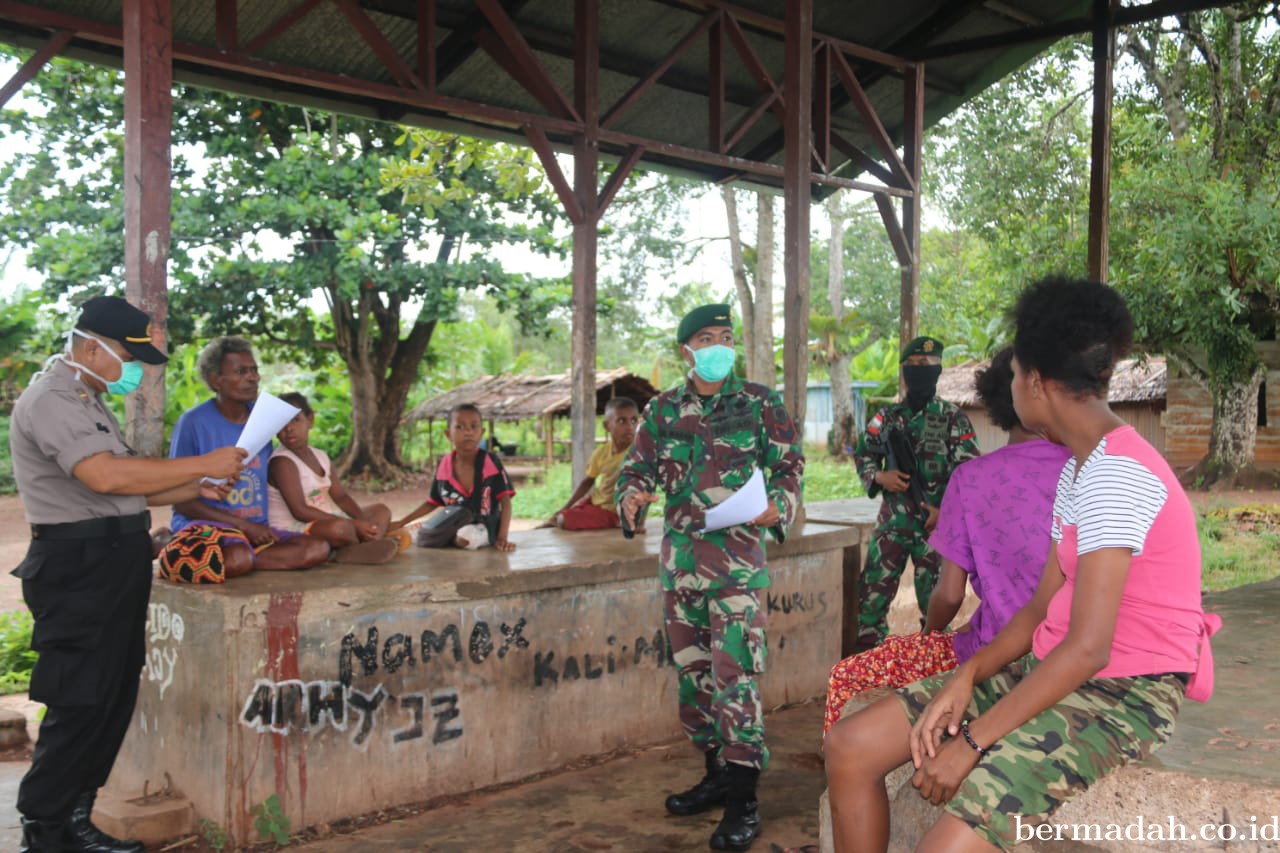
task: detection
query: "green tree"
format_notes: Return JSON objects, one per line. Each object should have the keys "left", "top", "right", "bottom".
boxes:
{"left": 924, "top": 39, "right": 1093, "bottom": 305}
{"left": 808, "top": 193, "right": 898, "bottom": 456}
{"left": 0, "top": 54, "right": 567, "bottom": 476}
{"left": 1111, "top": 3, "right": 1280, "bottom": 485}
{"left": 924, "top": 10, "right": 1279, "bottom": 485}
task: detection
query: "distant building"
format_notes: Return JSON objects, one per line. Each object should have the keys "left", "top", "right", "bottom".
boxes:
{"left": 1163, "top": 342, "right": 1279, "bottom": 470}
{"left": 804, "top": 381, "right": 883, "bottom": 448}
{"left": 935, "top": 357, "right": 1168, "bottom": 455}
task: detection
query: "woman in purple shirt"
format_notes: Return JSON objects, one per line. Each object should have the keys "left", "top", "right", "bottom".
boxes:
{"left": 824, "top": 348, "right": 1069, "bottom": 731}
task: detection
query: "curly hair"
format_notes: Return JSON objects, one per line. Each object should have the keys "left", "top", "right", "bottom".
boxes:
{"left": 1011, "top": 276, "right": 1133, "bottom": 397}
{"left": 197, "top": 335, "right": 255, "bottom": 385}
{"left": 975, "top": 347, "right": 1020, "bottom": 432}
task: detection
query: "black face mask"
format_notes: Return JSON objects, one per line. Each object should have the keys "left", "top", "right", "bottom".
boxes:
{"left": 902, "top": 364, "right": 941, "bottom": 411}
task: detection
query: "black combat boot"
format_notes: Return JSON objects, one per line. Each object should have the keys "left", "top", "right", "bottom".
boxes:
{"left": 20, "top": 817, "right": 68, "bottom": 853}
{"left": 66, "top": 791, "right": 145, "bottom": 852}
{"left": 665, "top": 750, "right": 730, "bottom": 816}
{"left": 709, "top": 763, "right": 761, "bottom": 851}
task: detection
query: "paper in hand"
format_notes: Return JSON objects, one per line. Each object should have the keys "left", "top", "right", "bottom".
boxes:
{"left": 236, "top": 392, "right": 300, "bottom": 458}
{"left": 202, "top": 392, "right": 300, "bottom": 484}
{"left": 703, "top": 468, "right": 768, "bottom": 532}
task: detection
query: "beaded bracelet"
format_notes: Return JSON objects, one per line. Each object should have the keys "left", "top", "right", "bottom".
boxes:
{"left": 960, "top": 722, "right": 989, "bottom": 758}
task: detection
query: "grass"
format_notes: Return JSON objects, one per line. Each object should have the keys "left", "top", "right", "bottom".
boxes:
{"left": 0, "top": 610, "right": 36, "bottom": 695}
{"left": 1197, "top": 504, "right": 1280, "bottom": 591}
{"left": 509, "top": 449, "right": 863, "bottom": 521}
{"left": 510, "top": 451, "right": 1280, "bottom": 594}
{"left": 0, "top": 418, "right": 14, "bottom": 496}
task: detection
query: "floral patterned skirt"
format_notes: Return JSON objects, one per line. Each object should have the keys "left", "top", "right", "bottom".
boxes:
{"left": 823, "top": 630, "right": 958, "bottom": 733}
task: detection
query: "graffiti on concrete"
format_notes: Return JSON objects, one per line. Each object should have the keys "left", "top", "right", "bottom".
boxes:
{"left": 532, "top": 629, "right": 672, "bottom": 688}
{"left": 143, "top": 602, "right": 185, "bottom": 699}
{"left": 338, "top": 618, "right": 529, "bottom": 686}
{"left": 239, "top": 679, "right": 464, "bottom": 750}
{"left": 765, "top": 590, "right": 829, "bottom": 617}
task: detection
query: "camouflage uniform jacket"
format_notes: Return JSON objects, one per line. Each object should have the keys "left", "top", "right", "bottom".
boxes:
{"left": 853, "top": 398, "right": 979, "bottom": 515}
{"left": 616, "top": 373, "right": 805, "bottom": 590}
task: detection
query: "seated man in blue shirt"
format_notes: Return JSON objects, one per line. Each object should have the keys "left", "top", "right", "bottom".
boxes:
{"left": 165, "top": 336, "right": 330, "bottom": 577}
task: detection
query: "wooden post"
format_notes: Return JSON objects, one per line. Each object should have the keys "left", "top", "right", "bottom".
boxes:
{"left": 543, "top": 413, "right": 555, "bottom": 467}
{"left": 570, "top": 0, "right": 599, "bottom": 485}
{"left": 123, "top": 0, "right": 173, "bottom": 458}
{"left": 782, "top": 0, "right": 812, "bottom": 439}
{"left": 1087, "top": 0, "right": 1116, "bottom": 282}
{"left": 899, "top": 63, "right": 923, "bottom": 356}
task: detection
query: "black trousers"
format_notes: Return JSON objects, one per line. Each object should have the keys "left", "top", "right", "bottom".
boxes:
{"left": 14, "top": 529, "right": 153, "bottom": 823}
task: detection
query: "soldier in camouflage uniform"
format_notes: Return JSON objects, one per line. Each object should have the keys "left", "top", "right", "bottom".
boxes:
{"left": 617, "top": 304, "right": 803, "bottom": 853}
{"left": 852, "top": 336, "right": 979, "bottom": 648}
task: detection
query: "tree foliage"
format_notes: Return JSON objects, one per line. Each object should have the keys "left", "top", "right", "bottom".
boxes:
{"left": 0, "top": 52, "right": 570, "bottom": 475}
{"left": 1110, "top": 4, "right": 1279, "bottom": 483}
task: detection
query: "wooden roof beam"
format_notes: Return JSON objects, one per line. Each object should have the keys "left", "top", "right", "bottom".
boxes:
{"left": 474, "top": 0, "right": 579, "bottom": 121}
{"left": 334, "top": 0, "right": 425, "bottom": 91}
{"left": 243, "top": 0, "right": 323, "bottom": 57}
{"left": 600, "top": 9, "right": 718, "bottom": 129}
{"left": 916, "top": 0, "right": 1236, "bottom": 59}
{"left": 0, "top": 27, "right": 72, "bottom": 108}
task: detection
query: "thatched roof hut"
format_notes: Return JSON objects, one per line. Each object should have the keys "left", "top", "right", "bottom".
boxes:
{"left": 936, "top": 357, "right": 1167, "bottom": 453}
{"left": 405, "top": 369, "right": 659, "bottom": 464}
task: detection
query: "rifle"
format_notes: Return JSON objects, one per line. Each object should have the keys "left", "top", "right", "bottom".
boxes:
{"left": 868, "top": 425, "right": 928, "bottom": 513}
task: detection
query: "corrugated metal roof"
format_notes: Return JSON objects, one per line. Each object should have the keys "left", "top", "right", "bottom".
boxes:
{"left": 0, "top": 0, "right": 1101, "bottom": 190}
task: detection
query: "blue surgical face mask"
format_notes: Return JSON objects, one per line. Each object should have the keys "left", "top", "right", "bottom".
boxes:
{"left": 684, "top": 343, "right": 736, "bottom": 383}
{"left": 63, "top": 329, "right": 144, "bottom": 395}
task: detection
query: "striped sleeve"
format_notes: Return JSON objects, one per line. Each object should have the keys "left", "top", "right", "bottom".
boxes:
{"left": 1049, "top": 458, "right": 1075, "bottom": 542}
{"left": 1073, "top": 454, "right": 1167, "bottom": 555}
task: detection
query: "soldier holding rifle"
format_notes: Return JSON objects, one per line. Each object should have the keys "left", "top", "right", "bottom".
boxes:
{"left": 852, "top": 336, "right": 980, "bottom": 650}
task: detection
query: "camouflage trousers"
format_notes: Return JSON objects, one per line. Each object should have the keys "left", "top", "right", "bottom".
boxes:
{"left": 897, "top": 653, "right": 1185, "bottom": 849}
{"left": 856, "top": 503, "right": 940, "bottom": 646}
{"left": 663, "top": 577, "right": 769, "bottom": 769}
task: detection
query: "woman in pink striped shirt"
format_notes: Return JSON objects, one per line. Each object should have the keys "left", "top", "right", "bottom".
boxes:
{"left": 825, "top": 277, "right": 1219, "bottom": 852}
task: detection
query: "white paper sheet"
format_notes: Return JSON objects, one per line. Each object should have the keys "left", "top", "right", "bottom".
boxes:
{"left": 202, "top": 392, "right": 300, "bottom": 484}
{"left": 703, "top": 468, "right": 768, "bottom": 532}
{"left": 236, "top": 392, "right": 301, "bottom": 458}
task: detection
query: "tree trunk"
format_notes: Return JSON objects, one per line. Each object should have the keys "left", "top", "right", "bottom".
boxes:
{"left": 753, "top": 193, "right": 776, "bottom": 388}
{"left": 723, "top": 186, "right": 758, "bottom": 380}
{"left": 722, "top": 187, "right": 776, "bottom": 387}
{"left": 826, "top": 193, "right": 856, "bottom": 456}
{"left": 340, "top": 359, "right": 409, "bottom": 479}
{"left": 1182, "top": 364, "right": 1265, "bottom": 489}
{"left": 332, "top": 236, "right": 453, "bottom": 479}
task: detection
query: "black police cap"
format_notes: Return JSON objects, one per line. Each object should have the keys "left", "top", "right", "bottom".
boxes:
{"left": 76, "top": 296, "right": 168, "bottom": 365}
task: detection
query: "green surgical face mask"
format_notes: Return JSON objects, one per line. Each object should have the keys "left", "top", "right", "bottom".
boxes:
{"left": 685, "top": 343, "right": 736, "bottom": 383}
{"left": 66, "top": 329, "right": 144, "bottom": 395}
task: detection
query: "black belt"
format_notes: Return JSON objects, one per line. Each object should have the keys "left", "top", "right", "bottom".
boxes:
{"left": 30, "top": 511, "right": 151, "bottom": 541}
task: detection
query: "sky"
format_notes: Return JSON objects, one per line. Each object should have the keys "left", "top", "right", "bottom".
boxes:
{"left": 0, "top": 52, "right": 878, "bottom": 328}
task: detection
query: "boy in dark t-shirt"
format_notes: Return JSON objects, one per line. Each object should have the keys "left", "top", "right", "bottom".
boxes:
{"left": 392, "top": 403, "right": 516, "bottom": 551}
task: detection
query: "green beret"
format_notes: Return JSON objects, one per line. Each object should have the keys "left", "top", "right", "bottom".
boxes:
{"left": 899, "top": 335, "right": 945, "bottom": 363}
{"left": 677, "top": 303, "right": 733, "bottom": 344}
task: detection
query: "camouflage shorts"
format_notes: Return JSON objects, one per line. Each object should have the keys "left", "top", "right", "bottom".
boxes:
{"left": 896, "top": 653, "right": 1185, "bottom": 849}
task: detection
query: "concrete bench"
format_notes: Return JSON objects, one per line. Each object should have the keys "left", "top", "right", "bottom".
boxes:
{"left": 818, "top": 579, "right": 1280, "bottom": 852}
{"left": 103, "top": 519, "right": 859, "bottom": 845}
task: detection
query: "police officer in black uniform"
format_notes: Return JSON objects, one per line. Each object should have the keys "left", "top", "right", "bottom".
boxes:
{"left": 9, "top": 296, "right": 246, "bottom": 852}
